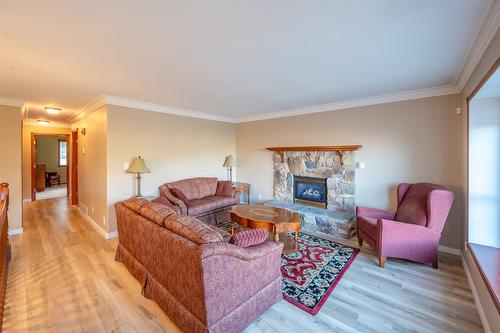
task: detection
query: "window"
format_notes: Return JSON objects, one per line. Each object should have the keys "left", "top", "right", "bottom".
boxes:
{"left": 58, "top": 139, "right": 67, "bottom": 166}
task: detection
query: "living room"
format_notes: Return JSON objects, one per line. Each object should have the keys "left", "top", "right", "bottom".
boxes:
{"left": 0, "top": 1, "right": 499, "bottom": 332}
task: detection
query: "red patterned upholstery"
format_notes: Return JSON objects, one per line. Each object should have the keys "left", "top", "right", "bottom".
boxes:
{"left": 231, "top": 228, "right": 269, "bottom": 248}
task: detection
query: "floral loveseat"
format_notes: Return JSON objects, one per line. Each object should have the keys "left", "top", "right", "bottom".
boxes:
{"left": 159, "top": 177, "right": 240, "bottom": 226}
{"left": 115, "top": 197, "right": 283, "bottom": 333}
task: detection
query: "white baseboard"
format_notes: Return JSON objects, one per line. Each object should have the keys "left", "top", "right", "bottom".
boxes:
{"left": 462, "top": 255, "right": 491, "bottom": 333}
{"left": 438, "top": 245, "right": 462, "bottom": 256}
{"left": 77, "top": 208, "right": 117, "bottom": 239}
{"left": 8, "top": 228, "right": 23, "bottom": 236}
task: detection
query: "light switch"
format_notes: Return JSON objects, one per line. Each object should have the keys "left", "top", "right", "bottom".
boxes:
{"left": 123, "top": 162, "right": 129, "bottom": 170}
{"left": 82, "top": 148, "right": 86, "bottom": 155}
{"left": 356, "top": 161, "right": 366, "bottom": 169}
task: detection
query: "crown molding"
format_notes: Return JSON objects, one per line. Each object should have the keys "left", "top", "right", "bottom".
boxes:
{"left": 67, "top": 96, "right": 107, "bottom": 123}
{"left": 103, "top": 95, "right": 236, "bottom": 123}
{"left": 236, "top": 84, "right": 461, "bottom": 123}
{"left": 455, "top": 1, "right": 500, "bottom": 90}
{"left": 69, "top": 95, "right": 237, "bottom": 123}
{"left": 0, "top": 96, "right": 25, "bottom": 108}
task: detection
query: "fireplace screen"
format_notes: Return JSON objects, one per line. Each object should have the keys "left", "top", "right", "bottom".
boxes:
{"left": 293, "top": 176, "right": 327, "bottom": 208}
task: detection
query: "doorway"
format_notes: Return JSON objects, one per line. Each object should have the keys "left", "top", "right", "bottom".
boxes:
{"left": 31, "top": 133, "right": 70, "bottom": 201}
{"left": 71, "top": 129, "right": 78, "bottom": 205}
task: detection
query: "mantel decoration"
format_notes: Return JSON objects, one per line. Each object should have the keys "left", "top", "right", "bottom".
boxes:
{"left": 127, "top": 156, "right": 151, "bottom": 197}
{"left": 223, "top": 155, "right": 236, "bottom": 182}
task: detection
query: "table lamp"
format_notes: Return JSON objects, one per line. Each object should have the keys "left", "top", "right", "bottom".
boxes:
{"left": 223, "top": 155, "right": 235, "bottom": 183}
{"left": 127, "top": 156, "right": 150, "bottom": 197}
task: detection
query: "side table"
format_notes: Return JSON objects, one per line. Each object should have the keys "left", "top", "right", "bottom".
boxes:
{"left": 233, "top": 182, "right": 250, "bottom": 205}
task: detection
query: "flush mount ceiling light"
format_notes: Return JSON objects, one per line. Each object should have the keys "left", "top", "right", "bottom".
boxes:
{"left": 37, "top": 120, "right": 50, "bottom": 125}
{"left": 44, "top": 107, "right": 62, "bottom": 114}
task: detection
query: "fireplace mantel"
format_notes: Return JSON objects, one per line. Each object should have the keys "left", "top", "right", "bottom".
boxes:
{"left": 266, "top": 145, "right": 362, "bottom": 163}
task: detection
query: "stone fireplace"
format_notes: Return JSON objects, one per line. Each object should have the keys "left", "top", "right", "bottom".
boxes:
{"left": 266, "top": 146, "right": 360, "bottom": 239}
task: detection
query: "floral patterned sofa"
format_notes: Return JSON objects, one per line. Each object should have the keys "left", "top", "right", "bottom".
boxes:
{"left": 159, "top": 177, "right": 240, "bottom": 226}
{"left": 115, "top": 197, "right": 283, "bottom": 333}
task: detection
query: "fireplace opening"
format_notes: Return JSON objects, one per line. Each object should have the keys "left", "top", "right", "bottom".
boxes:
{"left": 293, "top": 176, "right": 327, "bottom": 209}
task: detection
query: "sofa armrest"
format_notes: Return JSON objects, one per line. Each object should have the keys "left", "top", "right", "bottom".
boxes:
{"left": 200, "top": 241, "right": 283, "bottom": 261}
{"left": 377, "top": 218, "right": 441, "bottom": 256}
{"left": 231, "top": 188, "right": 241, "bottom": 200}
{"left": 159, "top": 185, "right": 187, "bottom": 215}
{"left": 200, "top": 240, "right": 283, "bottom": 326}
{"left": 356, "top": 206, "right": 395, "bottom": 220}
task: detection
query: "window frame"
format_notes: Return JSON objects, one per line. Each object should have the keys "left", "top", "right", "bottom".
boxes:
{"left": 58, "top": 139, "right": 67, "bottom": 167}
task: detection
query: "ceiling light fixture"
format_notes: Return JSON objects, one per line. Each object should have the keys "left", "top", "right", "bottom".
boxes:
{"left": 44, "top": 107, "right": 62, "bottom": 114}
{"left": 37, "top": 120, "right": 50, "bottom": 125}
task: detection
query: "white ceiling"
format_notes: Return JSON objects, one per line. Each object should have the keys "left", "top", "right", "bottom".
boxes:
{"left": 0, "top": 1, "right": 495, "bottom": 123}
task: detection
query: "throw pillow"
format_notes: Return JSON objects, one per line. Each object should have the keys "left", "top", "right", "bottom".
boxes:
{"left": 170, "top": 187, "right": 190, "bottom": 205}
{"left": 230, "top": 228, "right": 269, "bottom": 248}
{"left": 216, "top": 181, "right": 233, "bottom": 197}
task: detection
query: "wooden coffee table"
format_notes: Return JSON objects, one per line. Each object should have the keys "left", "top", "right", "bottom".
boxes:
{"left": 230, "top": 204, "right": 302, "bottom": 252}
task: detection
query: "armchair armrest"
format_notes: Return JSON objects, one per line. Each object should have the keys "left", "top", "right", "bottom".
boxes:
{"left": 356, "top": 206, "right": 395, "bottom": 220}
{"left": 377, "top": 218, "right": 441, "bottom": 257}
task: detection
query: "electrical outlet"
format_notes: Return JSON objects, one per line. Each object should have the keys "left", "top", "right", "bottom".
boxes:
{"left": 91, "top": 206, "right": 94, "bottom": 213}
{"left": 102, "top": 217, "right": 107, "bottom": 226}
{"left": 258, "top": 194, "right": 262, "bottom": 200}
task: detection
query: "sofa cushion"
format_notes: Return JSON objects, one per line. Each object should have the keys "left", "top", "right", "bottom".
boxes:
{"left": 123, "top": 197, "right": 150, "bottom": 213}
{"left": 170, "top": 188, "right": 191, "bottom": 205}
{"left": 139, "top": 203, "right": 177, "bottom": 226}
{"left": 187, "top": 196, "right": 239, "bottom": 216}
{"left": 395, "top": 183, "right": 435, "bottom": 226}
{"left": 166, "top": 177, "right": 218, "bottom": 201}
{"left": 215, "top": 181, "right": 233, "bottom": 197}
{"left": 230, "top": 228, "right": 269, "bottom": 248}
{"left": 151, "top": 196, "right": 181, "bottom": 215}
{"left": 164, "top": 215, "right": 224, "bottom": 244}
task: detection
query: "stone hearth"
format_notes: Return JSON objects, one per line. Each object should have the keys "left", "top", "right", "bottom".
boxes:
{"left": 271, "top": 150, "right": 357, "bottom": 238}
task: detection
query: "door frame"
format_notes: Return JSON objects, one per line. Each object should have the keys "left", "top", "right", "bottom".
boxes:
{"left": 31, "top": 132, "right": 71, "bottom": 201}
{"left": 71, "top": 129, "right": 78, "bottom": 205}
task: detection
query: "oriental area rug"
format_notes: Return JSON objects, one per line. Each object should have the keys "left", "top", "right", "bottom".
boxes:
{"left": 281, "top": 232, "right": 359, "bottom": 315}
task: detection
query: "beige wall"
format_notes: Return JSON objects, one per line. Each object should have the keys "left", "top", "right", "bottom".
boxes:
{"left": 71, "top": 106, "right": 108, "bottom": 231}
{"left": 106, "top": 105, "right": 236, "bottom": 232}
{"left": 21, "top": 125, "right": 71, "bottom": 199}
{"left": 461, "top": 28, "right": 500, "bottom": 333}
{"left": 236, "top": 94, "right": 463, "bottom": 249}
{"left": 0, "top": 105, "right": 22, "bottom": 231}
{"left": 36, "top": 135, "right": 68, "bottom": 183}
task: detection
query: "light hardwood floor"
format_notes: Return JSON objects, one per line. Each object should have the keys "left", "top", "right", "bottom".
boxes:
{"left": 3, "top": 198, "right": 483, "bottom": 332}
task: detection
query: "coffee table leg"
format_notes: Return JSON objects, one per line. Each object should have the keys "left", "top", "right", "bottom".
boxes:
{"left": 294, "top": 231, "right": 298, "bottom": 241}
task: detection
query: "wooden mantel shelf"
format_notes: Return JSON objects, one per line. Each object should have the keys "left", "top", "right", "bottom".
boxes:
{"left": 266, "top": 145, "right": 362, "bottom": 163}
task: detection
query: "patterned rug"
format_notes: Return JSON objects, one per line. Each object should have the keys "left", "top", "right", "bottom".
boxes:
{"left": 281, "top": 232, "right": 359, "bottom": 315}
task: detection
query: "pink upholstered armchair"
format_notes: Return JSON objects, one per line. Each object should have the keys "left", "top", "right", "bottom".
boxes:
{"left": 356, "top": 183, "right": 454, "bottom": 268}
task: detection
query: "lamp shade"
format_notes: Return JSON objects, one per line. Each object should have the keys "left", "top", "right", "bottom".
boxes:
{"left": 223, "top": 155, "right": 235, "bottom": 168}
{"left": 127, "top": 156, "right": 150, "bottom": 174}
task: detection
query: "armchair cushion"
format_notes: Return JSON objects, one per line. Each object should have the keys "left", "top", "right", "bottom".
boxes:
{"left": 395, "top": 183, "right": 444, "bottom": 226}
{"left": 215, "top": 181, "right": 233, "bottom": 197}
{"left": 356, "top": 206, "right": 395, "bottom": 220}
{"left": 230, "top": 228, "right": 269, "bottom": 248}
